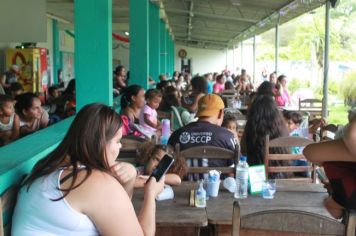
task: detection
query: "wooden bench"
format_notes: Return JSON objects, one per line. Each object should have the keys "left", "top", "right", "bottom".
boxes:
{"left": 232, "top": 201, "right": 356, "bottom": 236}
{"left": 299, "top": 98, "right": 323, "bottom": 119}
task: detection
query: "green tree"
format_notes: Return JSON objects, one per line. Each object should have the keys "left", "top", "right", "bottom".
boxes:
{"left": 340, "top": 71, "right": 356, "bottom": 105}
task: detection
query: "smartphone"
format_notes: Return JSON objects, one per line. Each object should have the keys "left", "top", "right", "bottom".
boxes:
{"left": 147, "top": 154, "right": 174, "bottom": 183}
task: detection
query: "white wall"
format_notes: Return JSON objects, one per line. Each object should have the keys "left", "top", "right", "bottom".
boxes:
{"left": 174, "top": 45, "right": 226, "bottom": 75}
{"left": 112, "top": 42, "right": 130, "bottom": 70}
{"left": 174, "top": 44, "right": 254, "bottom": 76}
{"left": 0, "top": 0, "right": 46, "bottom": 42}
{"left": 0, "top": 18, "right": 54, "bottom": 82}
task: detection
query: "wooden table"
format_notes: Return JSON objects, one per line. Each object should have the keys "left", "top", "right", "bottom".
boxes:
{"left": 132, "top": 181, "right": 331, "bottom": 236}
{"left": 206, "top": 180, "right": 331, "bottom": 236}
{"left": 132, "top": 183, "right": 208, "bottom": 236}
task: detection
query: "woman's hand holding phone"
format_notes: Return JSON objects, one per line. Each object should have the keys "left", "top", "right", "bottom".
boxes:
{"left": 145, "top": 176, "right": 165, "bottom": 198}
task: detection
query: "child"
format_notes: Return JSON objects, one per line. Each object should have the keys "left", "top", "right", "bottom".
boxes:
{"left": 0, "top": 95, "right": 20, "bottom": 146}
{"left": 283, "top": 110, "right": 326, "bottom": 139}
{"left": 135, "top": 142, "right": 187, "bottom": 187}
{"left": 46, "top": 86, "right": 62, "bottom": 124}
{"left": 213, "top": 74, "right": 225, "bottom": 93}
{"left": 9, "top": 82, "right": 24, "bottom": 98}
{"left": 139, "top": 89, "right": 162, "bottom": 137}
{"left": 222, "top": 113, "right": 239, "bottom": 141}
{"left": 47, "top": 86, "right": 59, "bottom": 105}
{"left": 283, "top": 110, "right": 303, "bottom": 135}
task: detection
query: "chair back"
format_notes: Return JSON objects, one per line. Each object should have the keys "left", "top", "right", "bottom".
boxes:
{"left": 170, "top": 106, "right": 184, "bottom": 128}
{"left": 232, "top": 201, "right": 356, "bottom": 236}
{"left": 118, "top": 135, "right": 148, "bottom": 164}
{"left": 1, "top": 185, "right": 19, "bottom": 236}
{"left": 175, "top": 144, "right": 239, "bottom": 175}
{"left": 299, "top": 98, "right": 323, "bottom": 118}
{"left": 264, "top": 135, "right": 316, "bottom": 183}
{"left": 320, "top": 124, "right": 338, "bottom": 141}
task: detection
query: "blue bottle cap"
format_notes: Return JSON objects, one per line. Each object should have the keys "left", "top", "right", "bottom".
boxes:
{"left": 240, "top": 156, "right": 247, "bottom": 162}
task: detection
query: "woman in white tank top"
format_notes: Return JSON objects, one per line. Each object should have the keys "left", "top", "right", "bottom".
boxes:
{"left": 12, "top": 103, "right": 165, "bottom": 236}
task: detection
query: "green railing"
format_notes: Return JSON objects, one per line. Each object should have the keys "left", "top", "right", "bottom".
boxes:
{"left": 0, "top": 117, "right": 74, "bottom": 194}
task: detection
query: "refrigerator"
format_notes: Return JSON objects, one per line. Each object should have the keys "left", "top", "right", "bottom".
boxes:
{"left": 6, "top": 48, "right": 48, "bottom": 94}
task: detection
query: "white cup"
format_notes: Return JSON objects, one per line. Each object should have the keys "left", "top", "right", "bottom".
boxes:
{"left": 207, "top": 180, "right": 221, "bottom": 197}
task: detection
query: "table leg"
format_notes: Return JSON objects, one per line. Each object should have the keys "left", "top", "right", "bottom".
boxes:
{"left": 156, "top": 226, "right": 201, "bottom": 236}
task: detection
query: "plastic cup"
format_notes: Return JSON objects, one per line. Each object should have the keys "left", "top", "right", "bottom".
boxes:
{"left": 207, "top": 180, "right": 221, "bottom": 197}
{"left": 262, "top": 179, "right": 276, "bottom": 199}
{"left": 223, "top": 177, "right": 236, "bottom": 193}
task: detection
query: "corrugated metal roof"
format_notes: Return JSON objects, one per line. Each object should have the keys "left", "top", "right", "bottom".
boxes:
{"left": 46, "top": 0, "right": 327, "bottom": 49}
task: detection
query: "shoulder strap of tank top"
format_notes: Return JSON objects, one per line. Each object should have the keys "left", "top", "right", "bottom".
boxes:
{"left": 60, "top": 167, "right": 87, "bottom": 185}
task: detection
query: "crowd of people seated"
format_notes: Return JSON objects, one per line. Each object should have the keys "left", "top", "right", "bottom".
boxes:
{"left": 0, "top": 72, "right": 77, "bottom": 146}
{"left": 3, "top": 65, "right": 355, "bottom": 234}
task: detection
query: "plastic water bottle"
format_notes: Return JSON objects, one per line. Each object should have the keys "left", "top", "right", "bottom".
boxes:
{"left": 160, "top": 119, "right": 170, "bottom": 145}
{"left": 299, "top": 114, "right": 309, "bottom": 138}
{"left": 161, "top": 119, "right": 171, "bottom": 137}
{"left": 234, "top": 156, "right": 249, "bottom": 199}
{"left": 195, "top": 181, "right": 206, "bottom": 208}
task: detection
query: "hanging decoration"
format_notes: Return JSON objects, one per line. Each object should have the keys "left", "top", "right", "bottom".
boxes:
{"left": 112, "top": 33, "right": 130, "bottom": 43}
{"left": 62, "top": 31, "right": 129, "bottom": 43}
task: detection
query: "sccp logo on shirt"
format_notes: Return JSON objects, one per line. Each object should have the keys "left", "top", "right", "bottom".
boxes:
{"left": 179, "top": 132, "right": 191, "bottom": 144}
{"left": 179, "top": 132, "right": 212, "bottom": 144}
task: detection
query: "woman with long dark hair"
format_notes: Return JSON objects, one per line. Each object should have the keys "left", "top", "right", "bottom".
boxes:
{"left": 113, "top": 65, "right": 127, "bottom": 94}
{"left": 241, "top": 95, "right": 289, "bottom": 169}
{"left": 120, "top": 85, "right": 145, "bottom": 123}
{"left": 181, "top": 76, "right": 207, "bottom": 113}
{"left": 275, "top": 75, "right": 291, "bottom": 106}
{"left": 12, "top": 103, "right": 164, "bottom": 236}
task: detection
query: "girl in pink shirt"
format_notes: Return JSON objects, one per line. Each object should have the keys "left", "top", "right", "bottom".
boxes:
{"left": 275, "top": 75, "right": 290, "bottom": 106}
{"left": 139, "top": 89, "right": 162, "bottom": 136}
{"left": 213, "top": 74, "right": 225, "bottom": 93}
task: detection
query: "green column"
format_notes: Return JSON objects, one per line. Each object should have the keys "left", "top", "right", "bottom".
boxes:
{"left": 52, "top": 19, "right": 62, "bottom": 85}
{"left": 168, "top": 36, "right": 175, "bottom": 74}
{"left": 130, "top": 0, "right": 149, "bottom": 89}
{"left": 171, "top": 38, "right": 175, "bottom": 73}
{"left": 149, "top": 3, "right": 160, "bottom": 82}
{"left": 166, "top": 33, "right": 171, "bottom": 77}
{"left": 74, "top": 0, "right": 113, "bottom": 110}
{"left": 160, "top": 20, "right": 167, "bottom": 76}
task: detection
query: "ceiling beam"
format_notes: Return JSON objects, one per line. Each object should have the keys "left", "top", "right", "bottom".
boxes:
{"left": 57, "top": 22, "right": 129, "bottom": 31}
{"left": 187, "top": 0, "right": 194, "bottom": 40}
{"left": 112, "top": 17, "right": 129, "bottom": 23}
{"left": 175, "top": 30, "right": 234, "bottom": 40}
{"left": 175, "top": 42, "right": 225, "bottom": 50}
{"left": 170, "top": 23, "right": 241, "bottom": 34}
{"left": 175, "top": 37, "right": 228, "bottom": 49}
{"left": 166, "top": 9, "right": 258, "bottom": 23}
{"left": 175, "top": 36, "right": 228, "bottom": 45}
{"left": 113, "top": 23, "right": 129, "bottom": 31}
{"left": 112, "top": 6, "right": 129, "bottom": 11}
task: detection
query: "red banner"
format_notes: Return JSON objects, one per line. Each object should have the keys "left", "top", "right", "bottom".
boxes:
{"left": 112, "top": 33, "right": 129, "bottom": 43}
